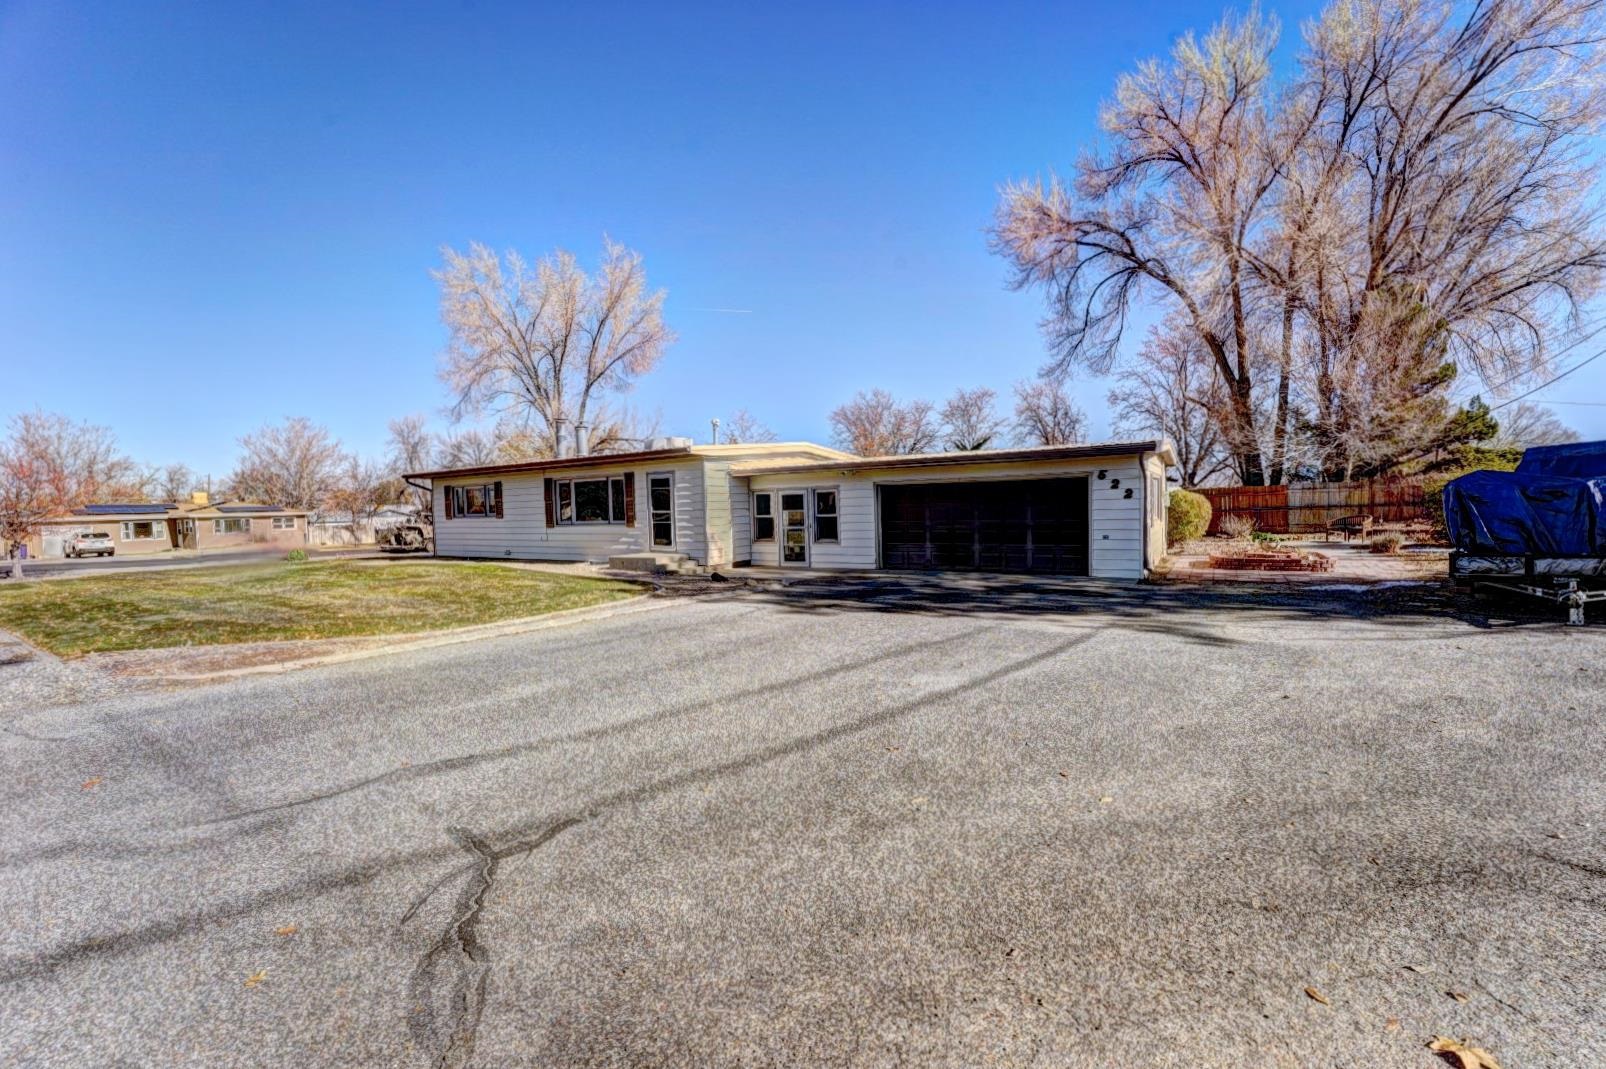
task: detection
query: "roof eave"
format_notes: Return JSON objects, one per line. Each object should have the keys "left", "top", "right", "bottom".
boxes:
{"left": 733, "top": 440, "right": 1164, "bottom": 476}
{"left": 404, "top": 446, "right": 697, "bottom": 482}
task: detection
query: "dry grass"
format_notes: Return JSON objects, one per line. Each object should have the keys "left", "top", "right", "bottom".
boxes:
{"left": 0, "top": 560, "right": 643, "bottom": 657}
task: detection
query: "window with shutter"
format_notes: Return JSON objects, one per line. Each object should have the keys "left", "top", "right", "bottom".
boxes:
{"left": 493, "top": 481, "right": 504, "bottom": 518}
{"left": 543, "top": 478, "right": 555, "bottom": 527}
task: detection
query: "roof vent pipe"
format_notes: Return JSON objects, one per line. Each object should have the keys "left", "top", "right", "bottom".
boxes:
{"left": 574, "top": 423, "right": 589, "bottom": 457}
{"left": 553, "top": 418, "right": 567, "bottom": 458}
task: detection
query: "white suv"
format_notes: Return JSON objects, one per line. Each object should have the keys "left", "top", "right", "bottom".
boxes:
{"left": 65, "top": 532, "right": 115, "bottom": 558}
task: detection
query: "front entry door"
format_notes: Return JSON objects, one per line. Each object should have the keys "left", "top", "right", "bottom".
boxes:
{"left": 781, "top": 491, "right": 807, "bottom": 565}
{"left": 649, "top": 474, "right": 675, "bottom": 548}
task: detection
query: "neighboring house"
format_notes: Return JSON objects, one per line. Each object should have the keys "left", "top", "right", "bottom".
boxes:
{"left": 308, "top": 504, "right": 422, "bottom": 547}
{"left": 25, "top": 493, "right": 309, "bottom": 558}
{"left": 409, "top": 437, "right": 1176, "bottom": 579}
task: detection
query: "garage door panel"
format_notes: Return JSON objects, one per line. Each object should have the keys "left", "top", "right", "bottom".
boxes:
{"left": 878, "top": 478, "right": 1088, "bottom": 576}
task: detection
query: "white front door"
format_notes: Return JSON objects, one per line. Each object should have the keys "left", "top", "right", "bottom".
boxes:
{"left": 649, "top": 474, "right": 675, "bottom": 549}
{"left": 780, "top": 491, "right": 808, "bottom": 565}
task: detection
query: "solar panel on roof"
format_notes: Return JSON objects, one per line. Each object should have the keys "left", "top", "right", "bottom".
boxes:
{"left": 75, "top": 503, "right": 175, "bottom": 515}
{"left": 217, "top": 505, "right": 283, "bottom": 513}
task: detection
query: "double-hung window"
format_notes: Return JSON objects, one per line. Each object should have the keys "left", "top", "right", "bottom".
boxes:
{"left": 812, "top": 489, "right": 839, "bottom": 542}
{"left": 554, "top": 476, "right": 629, "bottom": 524}
{"left": 272, "top": 516, "right": 296, "bottom": 530}
{"left": 752, "top": 492, "right": 774, "bottom": 541}
{"left": 450, "top": 483, "right": 500, "bottom": 518}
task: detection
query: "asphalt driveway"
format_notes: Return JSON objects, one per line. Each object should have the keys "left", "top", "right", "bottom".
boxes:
{"left": 0, "top": 577, "right": 1602, "bottom": 1067}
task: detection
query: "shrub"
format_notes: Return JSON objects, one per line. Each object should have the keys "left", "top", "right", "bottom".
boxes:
{"left": 285, "top": 549, "right": 308, "bottom": 563}
{"left": 1219, "top": 514, "right": 1256, "bottom": 540}
{"left": 1369, "top": 532, "right": 1404, "bottom": 555}
{"left": 1167, "top": 489, "right": 1211, "bottom": 546}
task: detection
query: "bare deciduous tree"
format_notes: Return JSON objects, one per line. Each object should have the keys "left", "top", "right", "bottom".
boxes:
{"left": 939, "top": 387, "right": 1005, "bottom": 451}
{"left": 436, "top": 428, "right": 499, "bottom": 469}
{"left": 1489, "top": 402, "right": 1581, "bottom": 449}
{"left": 324, "top": 455, "right": 392, "bottom": 536}
{"left": 1012, "top": 378, "right": 1087, "bottom": 447}
{"left": 1108, "top": 319, "right": 1232, "bottom": 487}
{"left": 0, "top": 412, "right": 144, "bottom": 553}
{"left": 723, "top": 409, "right": 778, "bottom": 444}
{"left": 993, "top": 10, "right": 1285, "bottom": 483}
{"left": 386, "top": 414, "right": 436, "bottom": 518}
{"left": 227, "top": 417, "right": 343, "bottom": 510}
{"left": 152, "top": 462, "right": 199, "bottom": 503}
{"left": 828, "top": 389, "right": 938, "bottom": 455}
{"left": 437, "top": 239, "right": 675, "bottom": 456}
{"left": 995, "top": 0, "right": 1606, "bottom": 484}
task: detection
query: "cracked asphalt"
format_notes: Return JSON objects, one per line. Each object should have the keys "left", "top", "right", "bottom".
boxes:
{"left": 1, "top": 576, "right": 1603, "bottom": 1067}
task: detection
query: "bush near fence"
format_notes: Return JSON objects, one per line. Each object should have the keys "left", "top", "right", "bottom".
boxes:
{"left": 1195, "top": 479, "right": 1429, "bottom": 535}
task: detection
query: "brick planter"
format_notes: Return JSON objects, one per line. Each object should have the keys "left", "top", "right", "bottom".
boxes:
{"left": 1194, "top": 551, "right": 1334, "bottom": 573}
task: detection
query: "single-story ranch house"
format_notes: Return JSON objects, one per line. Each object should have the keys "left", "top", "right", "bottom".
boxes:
{"left": 25, "top": 493, "right": 309, "bottom": 558}
{"left": 409, "top": 437, "right": 1176, "bottom": 579}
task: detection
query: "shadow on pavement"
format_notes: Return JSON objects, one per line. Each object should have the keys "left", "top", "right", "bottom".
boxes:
{"left": 731, "top": 572, "right": 1594, "bottom": 642}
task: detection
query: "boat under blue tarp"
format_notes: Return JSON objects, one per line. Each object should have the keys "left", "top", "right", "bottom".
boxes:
{"left": 1444, "top": 441, "right": 1606, "bottom": 556}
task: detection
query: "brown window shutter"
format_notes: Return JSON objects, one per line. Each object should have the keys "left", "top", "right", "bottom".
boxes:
{"left": 543, "top": 478, "right": 556, "bottom": 527}
{"left": 443, "top": 485, "right": 454, "bottom": 520}
{"left": 493, "top": 481, "right": 504, "bottom": 518}
{"left": 623, "top": 472, "right": 636, "bottom": 526}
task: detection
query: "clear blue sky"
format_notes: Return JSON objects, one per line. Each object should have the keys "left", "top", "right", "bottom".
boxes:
{"left": 2, "top": 0, "right": 1602, "bottom": 478}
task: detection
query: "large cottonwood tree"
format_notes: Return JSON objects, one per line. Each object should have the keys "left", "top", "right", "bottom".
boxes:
{"left": 995, "top": 0, "right": 1606, "bottom": 483}
{"left": 436, "top": 240, "right": 675, "bottom": 457}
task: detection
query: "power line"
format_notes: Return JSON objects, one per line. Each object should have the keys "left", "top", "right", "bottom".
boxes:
{"left": 1488, "top": 345, "right": 1606, "bottom": 411}
{"left": 1450, "top": 313, "right": 1606, "bottom": 403}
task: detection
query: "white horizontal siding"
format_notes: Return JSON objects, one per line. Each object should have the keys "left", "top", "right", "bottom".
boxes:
{"left": 745, "top": 455, "right": 1156, "bottom": 579}
{"left": 432, "top": 459, "right": 710, "bottom": 563}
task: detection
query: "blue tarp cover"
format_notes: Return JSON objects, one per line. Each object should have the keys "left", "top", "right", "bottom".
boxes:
{"left": 1445, "top": 440, "right": 1606, "bottom": 555}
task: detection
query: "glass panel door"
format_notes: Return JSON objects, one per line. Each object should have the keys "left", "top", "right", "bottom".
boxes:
{"left": 650, "top": 474, "right": 674, "bottom": 548}
{"left": 781, "top": 491, "right": 807, "bottom": 564}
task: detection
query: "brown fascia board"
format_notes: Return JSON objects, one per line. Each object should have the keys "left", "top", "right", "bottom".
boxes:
{"left": 404, "top": 446, "right": 695, "bottom": 482}
{"left": 734, "top": 440, "right": 1164, "bottom": 476}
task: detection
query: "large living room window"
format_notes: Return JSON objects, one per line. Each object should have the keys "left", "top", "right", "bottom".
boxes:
{"left": 120, "top": 520, "right": 162, "bottom": 540}
{"left": 213, "top": 518, "right": 250, "bottom": 535}
{"left": 556, "top": 476, "right": 628, "bottom": 524}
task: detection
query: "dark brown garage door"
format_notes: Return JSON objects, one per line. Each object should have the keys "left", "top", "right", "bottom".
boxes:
{"left": 879, "top": 478, "right": 1089, "bottom": 575}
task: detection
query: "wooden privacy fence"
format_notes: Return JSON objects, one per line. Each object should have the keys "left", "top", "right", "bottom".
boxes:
{"left": 1195, "top": 479, "right": 1429, "bottom": 534}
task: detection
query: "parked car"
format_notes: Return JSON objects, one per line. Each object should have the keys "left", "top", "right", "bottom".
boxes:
{"left": 65, "top": 532, "right": 115, "bottom": 558}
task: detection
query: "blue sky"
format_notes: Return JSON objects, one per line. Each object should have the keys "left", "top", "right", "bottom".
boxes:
{"left": 2, "top": 0, "right": 1602, "bottom": 478}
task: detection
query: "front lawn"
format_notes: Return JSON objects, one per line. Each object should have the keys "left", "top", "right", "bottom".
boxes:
{"left": 0, "top": 560, "right": 643, "bottom": 657}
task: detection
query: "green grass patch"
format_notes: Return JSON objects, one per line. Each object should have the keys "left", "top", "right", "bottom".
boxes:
{"left": 0, "top": 561, "right": 644, "bottom": 657}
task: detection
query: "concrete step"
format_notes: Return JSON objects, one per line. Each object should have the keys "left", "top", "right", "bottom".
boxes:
{"left": 608, "top": 552, "right": 710, "bottom": 576}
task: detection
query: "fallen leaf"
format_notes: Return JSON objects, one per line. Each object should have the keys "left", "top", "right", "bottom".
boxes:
{"left": 1404, "top": 964, "right": 1431, "bottom": 974}
{"left": 275, "top": 924, "right": 298, "bottom": 937}
{"left": 1304, "top": 986, "right": 1330, "bottom": 1006}
{"left": 1098, "top": 795, "right": 1114, "bottom": 805}
{"left": 1057, "top": 770, "right": 1069, "bottom": 778}
{"left": 243, "top": 970, "right": 267, "bottom": 988}
{"left": 1385, "top": 1017, "right": 1401, "bottom": 1031}
{"left": 1448, "top": 990, "right": 1470, "bottom": 1003}
{"left": 1428, "top": 1036, "right": 1502, "bottom": 1069}
{"left": 80, "top": 777, "right": 102, "bottom": 790}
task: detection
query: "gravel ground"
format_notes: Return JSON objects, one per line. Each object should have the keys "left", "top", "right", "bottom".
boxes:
{"left": 0, "top": 576, "right": 1602, "bottom": 1068}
